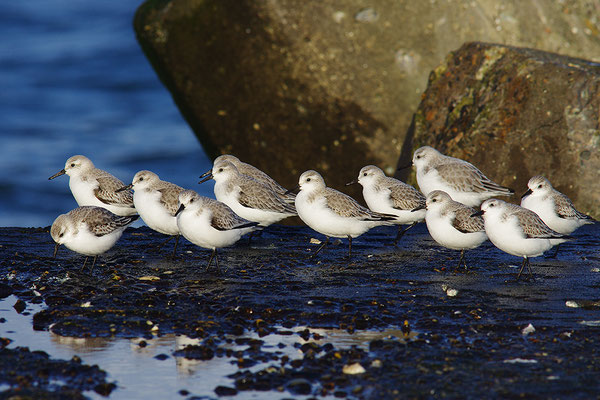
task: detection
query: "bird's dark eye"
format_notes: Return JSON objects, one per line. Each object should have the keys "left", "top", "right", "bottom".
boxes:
{"left": 538, "top": 184, "right": 542, "bottom": 189}
{"left": 59, "top": 233, "right": 64, "bottom": 237}
{"left": 432, "top": 198, "right": 437, "bottom": 202}
{"left": 70, "top": 163, "right": 75, "bottom": 167}
{"left": 363, "top": 172, "right": 367, "bottom": 176}
{"left": 218, "top": 168, "right": 223, "bottom": 172}
{"left": 140, "top": 177, "right": 144, "bottom": 181}
{"left": 306, "top": 178, "right": 311, "bottom": 182}
{"left": 190, "top": 198, "right": 194, "bottom": 203}
{"left": 490, "top": 203, "right": 495, "bottom": 207}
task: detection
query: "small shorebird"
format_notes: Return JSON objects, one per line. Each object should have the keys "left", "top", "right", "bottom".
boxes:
{"left": 49, "top": 155, "right": 136, "bottom": 216}
{"left": 175, "top": 190, "right": 258, "bottom": 270}
{"left": 51, "top": 206, "right": 138, "bottom": 270}
{"left": 473, "top": 199, "right": 571, "bottom": 280}
{"left": 412, "top": 146, "right": 513, "bottom": 207}
{"left": 348, "top": 165, "right": 426, "bottom": 244}
{"left": 413, "top": 190, "right": 487, "bottom": 269}
{"left": 118, "top": 170, "right": 186, "bottom": 256}
{"left": 521, "top": 175, "right": 595, "bottom": 235}
{"left": 294, "top": 170, "right": 396, "bottom": 258}
{"left": 200, "top": 154, "right": 295, "bottom": 203}
{"left": 200, "top": 159, "right": 297, "bottom": 227}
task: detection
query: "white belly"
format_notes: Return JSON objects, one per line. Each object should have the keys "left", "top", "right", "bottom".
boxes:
{"left": 177, "top": 209, "right": 245, "bottom": 249}
{"left": 521, "top": 196, "right": 580, "bottom": 235}
{"left": 65, "top": 227, "right": 123, "bottom": 256}
{"left": 484, "top": 217, "right": 556, "bottom": 258}
{"left": 425, "top": 212, "right": 486, "bottom": 250}
{"left": 134, "top": 191, "right": 179, "bottom": 235}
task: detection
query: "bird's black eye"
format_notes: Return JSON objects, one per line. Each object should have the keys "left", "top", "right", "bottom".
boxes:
{"left": 432, "top": 198, "right": 436, "bottom": 202}
{"left": 490, "top": 203, "right": 495, "bottom": 207}
{"left": 59, "top": 233, "right": 64, "bottom": 238}
{"left": 363, "top": 172, "right": 367, "bottom": 176}
{"left": 218, "top": 168, "right": 223, "bottom": 172}
{"left": 70, "top": 163, "right": 75, "bottom": 167}
{"left": 140, "top": 177, "right": 144, "bottom": 181}
{"left": 190, "top": 198, "right": 194, "bottom": 203}
{"left": 538, "top": 184, "right": 542, "bottom": 189}
{"left": 306, "top": 178, "right": 311, "bottom": 182}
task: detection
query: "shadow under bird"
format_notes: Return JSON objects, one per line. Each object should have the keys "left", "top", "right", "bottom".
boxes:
{"left": 411, "top": 146, "right": 514, "bottom": 207}
{"left": 49, "top": 155, "right": 137, "bottom": 216}
{"left": 175, "top": 190, "right": 259, "bottom": 270}
{"left": 199, "top": 159, "right": 297, "bottom": 227}
{"left": 413, "top": 190, "right": 487, "bottom": 269}
{"left": 293, "top": 170, "right": 397, "bottom": 258}
{"left": 51, "top": 206, "right": 139, "bottom": 271}
{"left": 117, "top": 170, "right": 186, "bottom": 257}
{"left": 347, "top": 165, "right": 426, "bottom": 244}
{"left": 472, "top": 199, "right": 571, "bottom": 281}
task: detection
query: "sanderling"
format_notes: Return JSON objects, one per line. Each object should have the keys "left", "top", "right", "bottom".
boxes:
{"left": 521, "top": 175, "right": 596, "bottom": 234}
{"left": 49, "top": 155, "right": 137, "bottom": 216}
{"left": 347, "top": 165, "right": 426, "bottom": 243}
{"left": 412, "top": 146, "right": 513, "bottom": 207}
{"left": 413, "top": 190, "right": 487, "bottom": 269}
{"left": 473, "top": 199, "right": 571, "bottom": 280}
{"left": 175, "top": 190, "right": 258, "bottom": 270}
{"left": 118, "top": 170, "right": 186, "bottom": 256}
{"left": 294, "top": 170, "right": 396, "bottom": 258}
{"left": 200, "top": 160, "right": 297, "bottom": 227}
{"left": 51, "top": 206, "right": 139, "bottom": 270}
{"left": 200, "top": 154, "right": 295, "bottom": 203}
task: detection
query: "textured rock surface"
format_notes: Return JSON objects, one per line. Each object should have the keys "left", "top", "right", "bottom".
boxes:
{"left": 134, "top": 0, "right": 600, "bottom": 195}
{"left": 402, "top": 42, "right": 600, "bottom": 218}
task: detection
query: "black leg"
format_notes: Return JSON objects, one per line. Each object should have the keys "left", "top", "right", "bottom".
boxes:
{"left": 156, "top": 235, "right": 174, "bottom": 252}
{"left": 172, "top": 235, "right": 180, "bottom": 257}
{"left": 311, "top": 237, "right": 330, "bottom": 258}
{"left": 348, "top": 235, "right": 353, "bottom": 258}
{"left": 206, "top": 248, "right": 217, "bottom": 271}
{"left": 457, "top": 249, "right": 467, "bottom": 270}
{"left": 81, "top": 256, "right": 89, "bottom": 271}
{"left": 545, "top": 244, "right": 560, "bottom": 259}
{"left": 90, "top": 255, "right": 98, "bottom": 272}
{"left": 517, "top": 257, "right": 529, "bottom": 281}
{"left": 394, "top": 222, "right": 417, "bottom": 245}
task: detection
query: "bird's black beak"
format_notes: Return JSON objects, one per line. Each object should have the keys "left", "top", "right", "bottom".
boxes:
{"left": 397, "top": 161, "right": 413, "bottom": 171}
{"left": 411, "top": 204, "right": 426, "bottom": 212}
{"left": 116, "top": 183, "right": 133, "bottom": 193}
{"left": 521, "top": 188, "right": 533, "bottom": 199}
{"left": 53, "top": 242, "right": 61, "bottom": 258}
{"left": 345, "top": 179, "right": 358, "bottom": 186}
{"left": 471, "top": 210, "right": 484, "bottom": 217}
{"left": 48, "top": 169, "right": 66, "bottom": 180}
{"left": 284, "top": 185, "right": 300, "bottom": 196}
{"left": 175, "top": 204, "right": 185, "bottom": 217}
{"left": 198, "top": 171, "right": 213, "bottom": 184}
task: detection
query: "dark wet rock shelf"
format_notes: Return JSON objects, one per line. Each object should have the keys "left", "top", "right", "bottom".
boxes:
{"left": 1, "top": 224, "right": 600, "bottom": 398}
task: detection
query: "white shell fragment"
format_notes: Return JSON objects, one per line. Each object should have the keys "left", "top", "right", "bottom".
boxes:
{"left": 343, "top": 362, "right": 366, "bottom": 374}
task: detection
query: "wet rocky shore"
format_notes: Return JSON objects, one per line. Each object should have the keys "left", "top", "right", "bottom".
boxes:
{"left": 1, "top": 224, "right": 599, "bottom": 398}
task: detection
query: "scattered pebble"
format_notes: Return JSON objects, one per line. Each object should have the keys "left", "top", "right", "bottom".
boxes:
{"left": 139, "top": 275, "right": 160, "bottom": 281}
{"left": 565, "top": 301, "right": 580, "bottom": 308}
{"left": 310, "top": 238, "right": 321, "bottom": 244}
{"left": 503, "top": 358, "right": 538, "bottom": 364}
{"left": 355, "top": 7, "right": 378, "bottom": 22}
{"left": 343, "top": 362, "right": 366, "bottom": 374}
{"left": 521, "top": 323, "right": 535, "bottom": 336}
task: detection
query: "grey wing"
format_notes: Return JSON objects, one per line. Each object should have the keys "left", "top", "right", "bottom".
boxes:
{"left": 388, "top": 181, "right": 426, "bottom": 210}
{"left": 324, "top": 189, "right": 383, "bottom": 219}
{"left": 451, "top": 206, "right": 484, "bottom": 233}
{"left": 95, "top": 176, "right": 135, "bottom": 207}
{"left": 209, "top": 201, "right": 257, "bottom": 231}
{"left": 158, "top": 184, "right": 184, "bottom": 216}
{"left": 516, "top": 209, "right": 565, "bottom": 239}
{"left": 238, "top": 178, "right": 296, "bottom": 214}
{"left": 554, "top": 192, "right": 593, "bottom": 221}
{"left": 437, "top": 163, "right": 512, "bottom": 194}
{"left": 84, "top": 207, "right": 138, "bottom": 236}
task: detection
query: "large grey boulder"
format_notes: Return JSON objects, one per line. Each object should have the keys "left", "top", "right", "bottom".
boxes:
{"left": 134, "top": 0, "right": 600, "bottom": 195}
{"left": 402, "top": 42, "right": 599, "bottom": 218}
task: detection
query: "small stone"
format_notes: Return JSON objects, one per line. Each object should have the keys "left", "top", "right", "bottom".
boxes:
{"left": 287, "top": 378, "right": 312, "bottom": 395}
{"left": 343, "top": 362, "right": 366, "bottom": 374}
{"left": 521, "top": 323, "right": 535, "bottom": 335}
{"left": 215, "top": 386, "right": 238, "bottom": 396}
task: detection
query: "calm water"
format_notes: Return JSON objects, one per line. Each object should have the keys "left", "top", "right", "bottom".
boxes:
{"left": 0, "top": 1, "right": 213, "bottom": 227}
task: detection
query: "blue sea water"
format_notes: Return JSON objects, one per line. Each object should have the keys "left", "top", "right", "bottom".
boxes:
{"left": 0, "top": 1, "right": 213, "bottom": 227}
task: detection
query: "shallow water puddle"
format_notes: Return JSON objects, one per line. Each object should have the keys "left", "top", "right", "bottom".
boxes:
{"left": 0, "top": 295, "right": 414, "bottom": 399}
